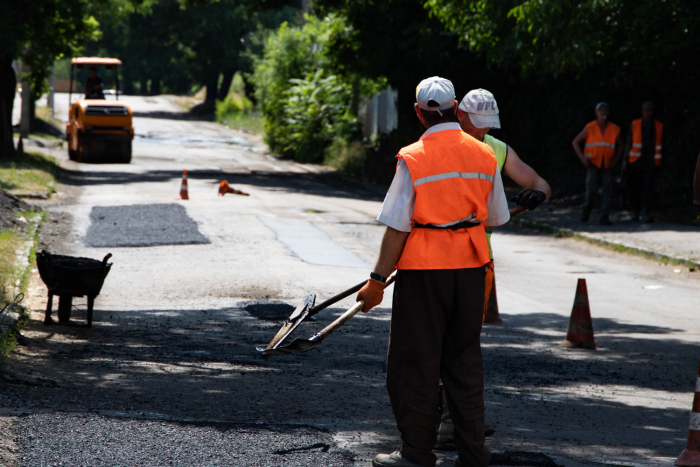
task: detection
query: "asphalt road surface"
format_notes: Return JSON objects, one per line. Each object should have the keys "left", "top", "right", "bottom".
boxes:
{"left": 2, "top": 94, "right": 699, "bottom": 467}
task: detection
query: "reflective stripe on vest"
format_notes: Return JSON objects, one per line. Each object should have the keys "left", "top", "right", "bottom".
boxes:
{"left": 629, "top": 119, "right": 663, "bottom": 166}
{"left": 396, "top": 129, "right": 496, "bottom": 270}
{"left": 414, "top": 171, "right": 494, "bottom": 187}
{"left": 584, "top": 120, "right": 620, "bottom": 169}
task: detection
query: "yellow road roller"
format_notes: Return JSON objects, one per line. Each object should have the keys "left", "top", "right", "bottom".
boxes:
{"left": 65, "top": 57, "right": 134, "bottom": 163}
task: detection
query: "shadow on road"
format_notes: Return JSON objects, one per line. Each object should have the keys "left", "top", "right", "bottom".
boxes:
{"left": 2, "top": 303, "right": 695, "bottom": 462}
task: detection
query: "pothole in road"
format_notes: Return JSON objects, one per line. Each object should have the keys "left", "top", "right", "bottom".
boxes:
{"left": 491, "top": 451, "right": 562, "bottom": 467}
{"left": 243, "top": 301, "right": 295, "bottom": 321}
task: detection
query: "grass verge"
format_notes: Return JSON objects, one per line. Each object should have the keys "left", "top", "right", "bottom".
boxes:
{"left": 0, "top": 151, "right": 58, "bottom": 196}
{"left": 0, "top": 212, "right": 45, "bottom": 367}
{"left": 217, "top": 112, "right": 265, "bottom": 135}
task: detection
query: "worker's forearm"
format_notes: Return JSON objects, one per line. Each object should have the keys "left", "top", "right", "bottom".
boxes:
{"left": 534, "top": 178, "right": 551, "bottom": 200}
{"left": 373, "top": 227, "right": 410, "bottom": 278}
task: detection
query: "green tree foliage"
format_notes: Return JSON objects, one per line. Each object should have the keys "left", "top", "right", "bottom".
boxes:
{"left": 425, "top": 0, "right": 700, "bottom": 81}
{"left": 282, "top": 70, "right": 361, "bottom": 162}
{"left": 251, "top": 14, "right": 377, "bottom": 162}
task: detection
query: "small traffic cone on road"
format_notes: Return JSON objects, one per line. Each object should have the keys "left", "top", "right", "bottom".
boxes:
{"left": 676, "top": 360, "right": 700, "bottom": 466}
{"left": 483, "top": 267, "right": 503, "bottom": 324}
{"left": 560, "top": 278, "right": 597, "bottom": 349}
{"left": 179, "top": 170, "right": 189, "bottom": 200}
{"left": 218, "top": 180, "right": 250, "bottom": 197}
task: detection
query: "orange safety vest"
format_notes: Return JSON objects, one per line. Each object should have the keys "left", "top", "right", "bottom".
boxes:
{"left": 584, "top": 120, "right": 620, "bottom": 169}
{"left": 396, "top": 129, "right": 497, "bottom": 270}
{"left": 629, "top": 118, "right": 663, "bottom": 166}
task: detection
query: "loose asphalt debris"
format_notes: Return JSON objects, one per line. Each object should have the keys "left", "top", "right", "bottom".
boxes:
{"left": 0, "top": 188, "right": 30, "bottom": 231}
{"left": 86, "top": 203, "right": 210, "bottom": 247}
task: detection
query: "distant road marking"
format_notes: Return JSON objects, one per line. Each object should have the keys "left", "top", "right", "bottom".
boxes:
{"left": 259, "top": 217, "right": 369, "bottom": 268}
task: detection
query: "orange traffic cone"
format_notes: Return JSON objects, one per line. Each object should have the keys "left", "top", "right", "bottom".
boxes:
{"left": 483, "top": 265, "right": 503, "bottom": 324}
{"left": 179, "top": 170, "right": 189, "bottom": 200}
{"left": 560, "top": 278, "right": 597, "bottom": 349}
{"left": 676, "top": 360, "right": 700, "bottom": 466}
{"left": 218, "top": 180, "right": 250, "bottom": 197}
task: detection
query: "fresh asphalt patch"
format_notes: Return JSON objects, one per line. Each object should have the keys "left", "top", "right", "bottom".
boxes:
{"left": 86, "top": 204, "right": 210, "bottom": 247}
{"left": 13, "top": 412, "right": 355, "bottom": 467}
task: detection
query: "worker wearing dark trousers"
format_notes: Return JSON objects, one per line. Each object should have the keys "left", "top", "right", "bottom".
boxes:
{"left": 624, "top": 101, "right": 664, "bottom": 222}
{"left": 571, "top": 102, "right": 624, "bottom": 225}
{"left": 357, "top": 77, "right": 510, "bottom": 467}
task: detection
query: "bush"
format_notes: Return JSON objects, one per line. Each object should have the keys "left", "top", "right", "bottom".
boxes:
{"left": 250, "top": 15, "right": 384, "bottom": 165}
{"left": 216, "top": 92, "right": 254, "bottom": 119}
{"left": 281, "top": 70, "right": 361, "bottom": 162}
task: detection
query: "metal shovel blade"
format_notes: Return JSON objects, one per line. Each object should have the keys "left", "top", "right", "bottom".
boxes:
{"left": 259, "top": 336, "right": 322, "bottom": 357}
{"left": 261, "top": 294, "right": 315, "bottom": 359}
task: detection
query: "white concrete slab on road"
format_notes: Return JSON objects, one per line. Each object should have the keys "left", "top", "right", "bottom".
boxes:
{"left": 259, "top": 217, "right": 370, "bottom": 268}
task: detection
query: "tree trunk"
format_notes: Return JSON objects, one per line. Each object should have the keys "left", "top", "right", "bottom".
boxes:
{"left": 150, "top": 79, "right": 161, "bottom": 96}
{"left": 243, "top": 74, "right": 256, "bottom": 105}
{"left": 29, "top": 91, "right": 37, "bottom": 133}
{"left": 123, "top": 78, "right": 135, "bottom": 95}
{"left": 350, "top": 74, "right": 361, "bottom": 116}
{"left": 202, "top": 76, "right": 218, "bottom": 113}
{"left": 218, "top": 69, "right": 235, "bottom": 100}
{"left": 0, "top": 55, "right": 16, "bottom": 158}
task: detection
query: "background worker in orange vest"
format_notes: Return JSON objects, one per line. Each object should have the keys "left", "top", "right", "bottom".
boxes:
{"left": 623, "top": 101, "right": 664, "bottom": 222}
{"left": 356, "top": 76, "right": 510, "bottom": 467}
{"left": 572, "top": 102, "right": 624, "bottom": 225}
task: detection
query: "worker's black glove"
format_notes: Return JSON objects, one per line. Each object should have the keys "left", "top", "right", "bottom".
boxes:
{"left": 510, "top": 189, "right": 546, "bottom": 211}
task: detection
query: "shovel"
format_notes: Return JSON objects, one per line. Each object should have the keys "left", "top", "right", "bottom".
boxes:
{"left": 259, "top": 275, "right": 395, "bottom": 360}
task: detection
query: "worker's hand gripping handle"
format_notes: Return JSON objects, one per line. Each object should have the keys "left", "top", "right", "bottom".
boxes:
{"left": 313, "top": 274, "right": 396, "bottom": 343}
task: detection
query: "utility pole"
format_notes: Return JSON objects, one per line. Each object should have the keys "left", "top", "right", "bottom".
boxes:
{"left": 48, "top": 62, "right": 55, "bottom": 117}
{"left": 19, "top": 63, "right": 30, "bottom": 138}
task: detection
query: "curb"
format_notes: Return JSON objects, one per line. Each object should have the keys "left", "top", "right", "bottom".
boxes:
{"left": 508, "top": 216, "right": 700, "bottom": 270}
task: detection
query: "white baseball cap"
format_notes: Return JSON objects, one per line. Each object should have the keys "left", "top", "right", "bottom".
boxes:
{"left": 458, "top": 88, "right": 501, "bottom": 129}
{"left": 416, "top": 77, "right": 456, "bottom": 115}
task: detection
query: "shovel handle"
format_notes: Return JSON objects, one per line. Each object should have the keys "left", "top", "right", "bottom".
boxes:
{"left": 308, "top": 280, "right": 366, "bottom": 317}
{"left": 509, "top": 205, "right": 528, "bottom": 216}
{"left": 310, "top": 273, "right": 396, "bottom": 343}
{"left": 311, "top": 300, "right": 365, "bottom": 343}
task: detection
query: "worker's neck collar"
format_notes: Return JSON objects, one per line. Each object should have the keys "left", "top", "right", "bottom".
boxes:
{"left": 420, "top": 122, "right": 461, "bottom": 140}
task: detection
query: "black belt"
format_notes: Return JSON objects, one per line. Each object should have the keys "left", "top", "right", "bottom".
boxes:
{"left": 413, "top": 220, "right": 481, "bottom": 231}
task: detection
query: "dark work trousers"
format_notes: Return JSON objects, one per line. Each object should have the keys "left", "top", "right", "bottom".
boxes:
{"left": 627, "top": 168, "right": 656, "bottom": 216}
{"left": 584, "top": 165, "right": 613, "bottom": 216}
{"left": 387, "top": 267, "right": 490, "bottom": 467}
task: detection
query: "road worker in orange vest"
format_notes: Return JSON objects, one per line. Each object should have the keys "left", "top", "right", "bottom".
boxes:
{"left": 357, "top": 77, "right": 510, "bottom": 467}
{"left": 572, "top": 102, "right": 624, "bottom": 225}
{"left": 623, "top": 101, "right": 664, "bottom": 222}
